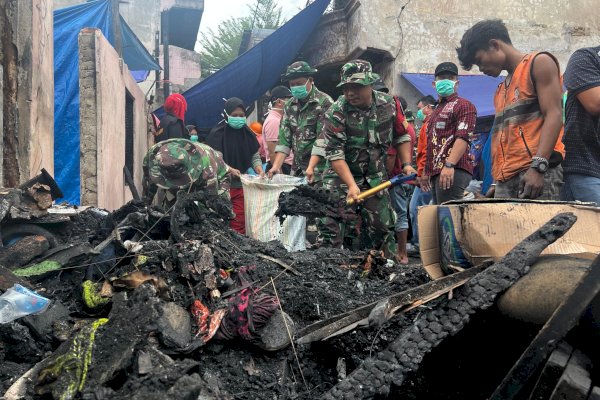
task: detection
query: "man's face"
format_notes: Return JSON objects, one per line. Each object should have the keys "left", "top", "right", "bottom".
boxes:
{"left": 473, "top": 40, "right": 505, "bottom": 77}
{"left": 432, "top": 74, "right": 459, "bottom": 91}
{"left": 343, "top": 83, "right": 373, "bottom": 108}
{"left": 289, "top": 77, "right": 312, "bottom": 92}
{"left": 417, "top": 101, "right": 432, "bottom": 117}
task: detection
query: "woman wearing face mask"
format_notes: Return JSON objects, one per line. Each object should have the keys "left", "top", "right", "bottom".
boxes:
{"left": 206, "top": 97, "right": 264, "bottom": 234}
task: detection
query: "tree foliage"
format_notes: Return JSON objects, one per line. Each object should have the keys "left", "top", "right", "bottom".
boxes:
{"left": 199, "top": 0, "right": 285, "bottom": 77}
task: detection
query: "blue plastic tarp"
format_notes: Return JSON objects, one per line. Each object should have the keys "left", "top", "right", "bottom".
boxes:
{"left": 401, "top": 73, "right": 505, "bottom": 117}
{"left": 155, "top": 0, "right": 331, "bottom": 128}
{"left": 54, "top": 0, "right": 159, "bottom": 205}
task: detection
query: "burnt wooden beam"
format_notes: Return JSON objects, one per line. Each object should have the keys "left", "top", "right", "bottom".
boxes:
{"left": 323, "top": 213, "right": 578, "bottom": 400}
{"left": 490, "top": 254, "right": 600, "bottom": 400}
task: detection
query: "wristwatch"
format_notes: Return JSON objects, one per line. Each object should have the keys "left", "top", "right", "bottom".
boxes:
{"left": 444, "top": 161, "right": 456, "bottom": 168}
{"left": 531, "top": 156, "right": 549, "bottom": 173}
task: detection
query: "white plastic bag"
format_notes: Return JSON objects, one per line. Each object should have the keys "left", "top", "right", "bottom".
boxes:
{"left": 241, "top": 174, "right": 307, "bottom": 252}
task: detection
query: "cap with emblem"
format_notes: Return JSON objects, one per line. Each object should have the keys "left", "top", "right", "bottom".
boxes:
{"left": 147, "top": 140, "right": 203, "bottom": 189}
{"left": 281, "top": 61, "right": 318, "bottom": 81}
{"left": 337, "top": 59, "right": 380, "bottom": 87}
{"left": 434, "top": 62, "right": 459, "bottom": 77}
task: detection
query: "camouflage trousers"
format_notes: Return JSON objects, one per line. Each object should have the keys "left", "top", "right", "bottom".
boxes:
{"left": 316, "top": 179, "right": 397, "bottom": 258}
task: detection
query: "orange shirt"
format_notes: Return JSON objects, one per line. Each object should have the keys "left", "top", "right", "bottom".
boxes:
{"left": 491, "top": 52, "right": 565, "bottom": 182}
{"left": 417, "top": 121, "right": 428, "bottom": 176}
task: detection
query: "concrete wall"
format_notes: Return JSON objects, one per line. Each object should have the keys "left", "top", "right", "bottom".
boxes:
{"left": 79, "top": 29, "right": 150, "bottom": 211}
{"left": 0, "top": 0, "right": 54, "bottom": 187}
{"left": 304, "top": 0, "right": 600, "bottom": 109}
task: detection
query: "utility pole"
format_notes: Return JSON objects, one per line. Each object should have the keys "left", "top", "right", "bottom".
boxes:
{"left": 110, "top": 0, "right": 123, "bottom": 57}
{"left": 161, "top": 10, "right": 170, "bottom": 99}
{"left": 154, "top": 30, "right": 162, "bottom": 104}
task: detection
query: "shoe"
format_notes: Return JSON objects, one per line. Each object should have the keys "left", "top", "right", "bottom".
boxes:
{"left": 407, "top": 243, "right": 420, "bottom": 256}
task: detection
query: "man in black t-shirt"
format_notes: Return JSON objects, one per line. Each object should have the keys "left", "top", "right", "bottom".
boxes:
{"left": 561, "top": 46, "right": 600, "bottom": 205}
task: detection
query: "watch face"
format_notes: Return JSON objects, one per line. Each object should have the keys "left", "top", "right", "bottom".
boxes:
{"left": 538, "top": 162, "right": 549, "bottom": 172}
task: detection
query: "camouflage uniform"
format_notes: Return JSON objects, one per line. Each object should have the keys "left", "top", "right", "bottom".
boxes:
{"left": 142, "top": 138, "right": 231, "bottom": 208}
{"left": 319, "top": 60, "right": 411, "bottom": 258}
{"left": 275, "top": 61, "right": 334, "bottom": 179}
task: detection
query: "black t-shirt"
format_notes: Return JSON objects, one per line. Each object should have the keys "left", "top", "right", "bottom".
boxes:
{"left": 563, "top": 46, "right": 600, "bottom": 178}
{"left": 156, "top": 113, "right": 187, "bottom": 143}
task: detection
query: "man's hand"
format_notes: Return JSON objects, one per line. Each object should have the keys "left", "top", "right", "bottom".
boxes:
{"left": 402, "top": 165, "right": 417, "bottom": 177}
{"left": 519, "top": 169, "right": 545, "bottom": 199}
{"left": 267, "top": 166, "right": 281, "bottom": 179}
{"left": 418, "top": 175, "right": 431, "bottom": 192}
{"left": 486, "top": 185, "right": 496, "bottom": 198}
{"left": 305, "top": 166, "right": 315, "bottom": 183}
{"left": 347, "top": 184, "right": 361, "bottom": 203}
{"left": 229, "top": 168, "right": 241, "bottom": 178}
{"left": 439, "top": 166, "right": 455, "bottom": 190}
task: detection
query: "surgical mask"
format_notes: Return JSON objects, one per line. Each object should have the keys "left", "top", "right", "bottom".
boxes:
{"left": 290, "top": 81, "right": 310, "bottom": 100}
{"left": 435, "top": 79, "right": 456, "bottom": 97}
{"left": 416, "top": 108, "right": 425, "bottom": 122}
{"left": 226, "top": 113, "right": 247, "bottom": 129}
{"left": 190, "top": 134, "right": 198, "bottom": 142}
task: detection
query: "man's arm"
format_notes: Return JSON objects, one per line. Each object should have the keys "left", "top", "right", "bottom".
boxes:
{"left": 519, "top": 54, "right": 563, "bottom": 198}
{"left": 439, "top": 101, "right": 476, "bottom": 190}
{"left": 266, "top": 142, "right": 277, "bottom": 162}
{"left": 576, "top": 88, "right": 600, "bottom": 116}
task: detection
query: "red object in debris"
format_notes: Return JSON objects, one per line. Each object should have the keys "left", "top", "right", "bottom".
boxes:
{"left": 190, "top": 299, "right": 226, "bottom": 343}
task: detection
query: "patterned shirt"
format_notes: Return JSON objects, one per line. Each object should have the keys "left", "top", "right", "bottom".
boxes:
{"left": 322, "top": 91, "right": 411, "bottom": 187}
{"left": 563, "top": 46, "right": 600, "bottom": 178}
{"left": 275, "top": 86, "right": 334, "bottom": 174}
{"left": 425, "top": 93, "right": 476, "bottom": 176}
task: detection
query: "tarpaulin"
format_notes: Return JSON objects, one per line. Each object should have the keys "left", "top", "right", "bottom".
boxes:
{"left": 155, "top": 0, "right": 331, "bottom": 129}
{"left": 54, "top": 0, "right": 159, "bottom": 204}
{"left": 401, "top": 73, "right": 505, "bottom": 117}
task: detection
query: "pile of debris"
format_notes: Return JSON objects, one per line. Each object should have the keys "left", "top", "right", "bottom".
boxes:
{"left": 1, "top": 175, "right": 599, "bottom": 400}
{"left": 0, "top": 184, "right": 431, "bottom": 399}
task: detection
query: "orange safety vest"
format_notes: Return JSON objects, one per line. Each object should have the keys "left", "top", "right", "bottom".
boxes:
{"left": 491, "top": 52, "right": 565, "bottom": 182}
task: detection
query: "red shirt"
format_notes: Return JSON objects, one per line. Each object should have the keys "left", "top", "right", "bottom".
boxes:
{"left": 424, "top": 93, "right": 476, "bottom": 176}
{"left": 387, "top": 96, "right": 415, "bottom": 178}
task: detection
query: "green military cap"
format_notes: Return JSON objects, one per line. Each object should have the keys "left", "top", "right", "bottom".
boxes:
{"left": 281, "top": 61, "right": 318, "bottom": 81}
{"left": 337, "top": 59, "right": 380, "bottom": 87}
{"left": 147, "top": 139, "right": 203, "bottom": 189}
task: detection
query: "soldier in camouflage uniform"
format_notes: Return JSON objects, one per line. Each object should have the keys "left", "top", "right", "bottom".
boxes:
{"left": 142, "top": 138, "right": 231, "bottom": 208}
{"left": 320, "top": 60, "right": 414, "bottom": 259}
{"left": 267, "top": 61, "right": 333, "bottom": 180}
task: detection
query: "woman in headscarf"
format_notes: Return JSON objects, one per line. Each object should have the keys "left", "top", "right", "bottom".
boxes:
{"left": 206, "top": 97, "right": 264, "bottom": 235}
{"left": 155, "top": 93, "right": 188, "bottom": 143}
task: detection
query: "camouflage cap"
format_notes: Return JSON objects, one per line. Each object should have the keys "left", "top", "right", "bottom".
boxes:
{"left": 147, "top": 140, "right": 203, "bottom": 189}
{"left": 281, "top": 61, "right": 318, "bottom": 81}
{"left": 337, "top": 59, "right": 380, "bottom": 87}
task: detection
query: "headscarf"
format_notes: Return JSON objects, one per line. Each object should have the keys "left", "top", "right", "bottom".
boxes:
{"left": 164, "top": 93, "right": 187, "bottom": 121}
{"left": 206, "top": 98, "right": 260, "bottom": 172}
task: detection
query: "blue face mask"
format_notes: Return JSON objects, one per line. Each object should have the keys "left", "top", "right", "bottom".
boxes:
{"left": 290, "top": 81, "right": 310, "bottom": 100}
{"left": 435, "top": 79, "right": 456, "bottom": 97}
{"left": 226, "top": 114, "right": 247, "bottom": 129}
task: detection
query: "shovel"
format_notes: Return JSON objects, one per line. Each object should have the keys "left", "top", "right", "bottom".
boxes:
{"left": 346, "top": 173, "right": 416, "bottom": 206}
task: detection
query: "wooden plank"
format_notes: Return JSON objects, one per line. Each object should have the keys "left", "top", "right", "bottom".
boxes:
{"left": 295, "top": 264, "right": 486, "bottom": 344}
{"left": 490, "top": 254, "right": 600, "bottom": 400}
{"left": 528, "top": 342, "right": 573, "bottom": 400}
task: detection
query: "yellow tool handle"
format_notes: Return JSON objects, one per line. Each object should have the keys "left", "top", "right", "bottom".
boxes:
{"left": 346, "top": 181, "right": 392, "bottom": 206}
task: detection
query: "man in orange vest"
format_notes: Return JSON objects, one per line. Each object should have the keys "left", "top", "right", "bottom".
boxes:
{"left": 457, "top": 19, "right": 565, "bottom": 199}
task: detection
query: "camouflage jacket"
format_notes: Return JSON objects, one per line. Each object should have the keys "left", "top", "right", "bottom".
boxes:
{"left": 322, "top": 91, "right": 411, "bottom": 187}
{"left": 142, "top": 139, "right": 231, "bottom": 204}
{"left": 275, "top": 85, "right": 334, "bottom": 175}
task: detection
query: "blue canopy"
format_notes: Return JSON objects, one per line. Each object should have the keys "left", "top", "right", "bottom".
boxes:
{"left": 401, "top": 73, "right": 505, "bottom": 117}
{"left": 54, "top": 0, "right": 159, "bottom": 205}
{"left": 156, "top": 0, "right": 331, "bottom": 128}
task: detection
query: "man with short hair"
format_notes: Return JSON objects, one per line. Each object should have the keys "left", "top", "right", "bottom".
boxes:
{"left": 267, "top": 61, "right": 333, "bottom": 180}
{"left": 263, "top": 86, "right": 294, "bottom": 175}
{"left": 321, "top": 59, "right": 414, "bottom": 259}
{"left": 409, "top": 95, "right": 435, "bottom": 253}
{"left": 560, "top": 46, "right": 600, "bottom": 205}
{"left": 457, "top": 19, "right": 565, "bottom": 200}
{"left": 423, "top": 62, "right": 477, "bottom": 204}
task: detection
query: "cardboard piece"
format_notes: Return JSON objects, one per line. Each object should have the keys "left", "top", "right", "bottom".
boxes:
{"left": 418, "top": 199, "right": 600, "bottom": 279}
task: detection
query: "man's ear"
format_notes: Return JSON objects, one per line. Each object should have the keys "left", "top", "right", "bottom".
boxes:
{"left": 489, "top": 39, "right": 501, "bottom": 52}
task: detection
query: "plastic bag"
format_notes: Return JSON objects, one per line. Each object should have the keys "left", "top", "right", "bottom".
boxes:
{"left": 0, "top": 284, "right": 51, "bottom": 323}
{"left": 241, "top": 175, "right": 306, "bottom": 252}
